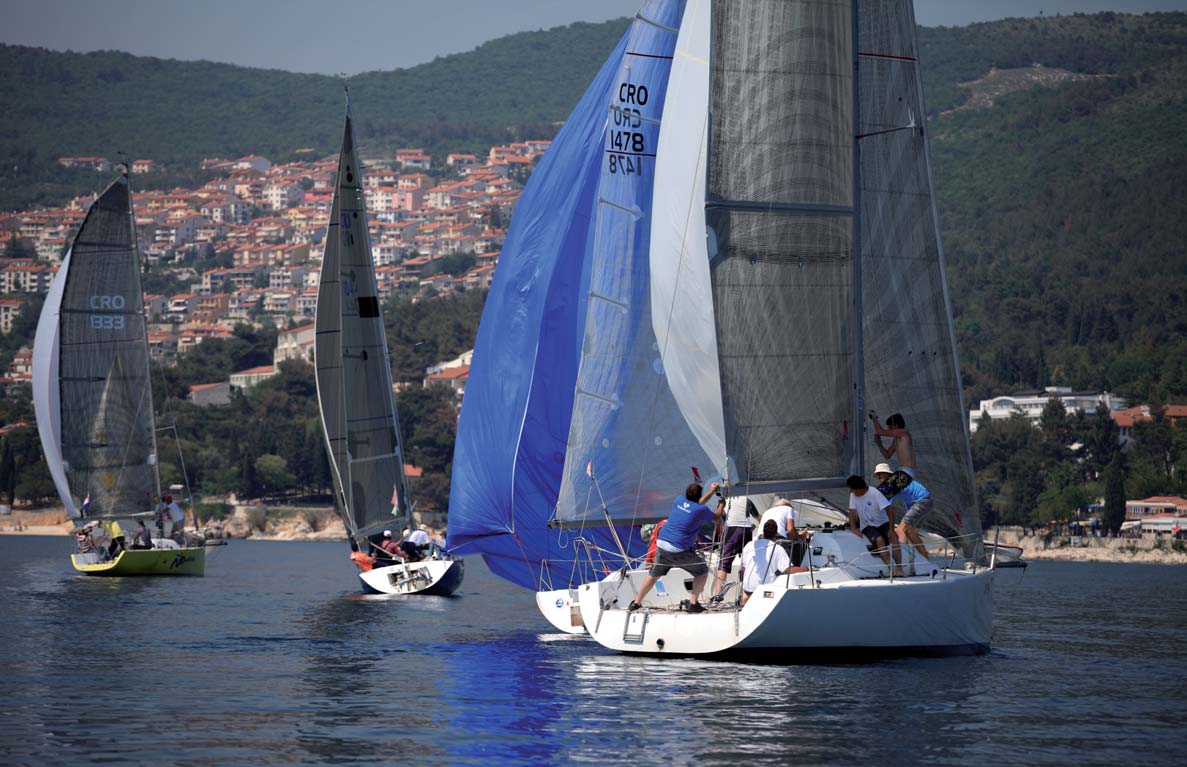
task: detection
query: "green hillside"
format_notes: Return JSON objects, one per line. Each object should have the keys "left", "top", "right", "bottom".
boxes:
{"left": 2, "top": 12, "right": 1186, "bottom": 520}
{"left": 0, "top": 19, "right": 631, "bottom": 209}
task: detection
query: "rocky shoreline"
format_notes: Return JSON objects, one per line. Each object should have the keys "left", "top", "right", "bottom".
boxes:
{"left": 0, "top": 505, "right": 351, "bottom": 541}
{"left": 993, "top": 527, "right": 1187, "bottom": 565}
{"left": 6, "top": 509, "right": 1185, "bottom": 565}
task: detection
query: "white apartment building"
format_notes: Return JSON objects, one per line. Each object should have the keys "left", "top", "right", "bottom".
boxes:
{"left": 275, "top": 323, "right": 315, "bottom": 364}
{"left": 968, "top": 386, "right": 1127, "bottom": 433}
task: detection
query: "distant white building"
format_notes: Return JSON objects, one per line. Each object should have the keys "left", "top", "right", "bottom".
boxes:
{"left": 968, "top": 386, "right": 1126, "bottom": 433}
{"left": 230, "top": 365, "right": 278, "bottom": 390}
{"left": 275, "top": 323, "right": 315, "bottom": 365}
{"left": 425, "top": 349, "right": 473, "bottom": 377}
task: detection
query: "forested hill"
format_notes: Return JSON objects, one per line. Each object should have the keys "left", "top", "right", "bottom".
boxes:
{"left": 2, "top": 11, "right": 1186, "bottom": 405}
{"left": 0, "top": 19, "right": 631, "bottom": 209}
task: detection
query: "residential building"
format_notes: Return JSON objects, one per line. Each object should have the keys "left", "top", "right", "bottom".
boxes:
{"left": 396, "top": 148, "right": 431, "bottom": 171}
{"left": 968, "top": 387, "right": 1126, "bottom": 433}
{"left": 263, "top": 182, "right": 305, "bottom": 211}
{"left": 233, "top": 156, "right": 272, "bottom": 173}
{"left": 295, "top": 290, "right": 318, "bottom": 317}
{"left": 423, "top": 364, "right": 468, "bottom": 395}
{"left": 176, "top": 323, "right": 232, "bottom": 354}
{"left": 425, "top": 349, "right": 473, "bottom": 376}
{"left": 189, "top": 381, "right": 231, "bottom": 407}
{"left": 264, "top": 291, "right": 293, "bottom": 315}
{"left": 230, "top": 365, "right": 278, "bottom": 390}
{"left": 0, "top": 299, "right": 24, "bottom": 333}
{"left": 166, "top": 293, "right": 200, "bottom": 322}
{"left": 1112, "top": 405, "right": 1187, "bottom": 443}
{"left": 0, "top": 261, "right": 55, "bottom": 294}
{"left": 192, "top": 294, "right": 231, "bottom": 322}
{"left": 7, "top": 346, "right": 33, "bottom": 381}
{"left": 57, "top": 156, "right": 110, "bottom": 171}
{"left": 275, "top": 323, "right": 315, "bottom": 364}
{"left": 130, "top": 159, "right": 160, "bottom": 174}
{"left": 1125, "top": 496, "right": 1187, "bottom": 519}
{"left": 147, "top": 330, "right": 178, "bottom": 366}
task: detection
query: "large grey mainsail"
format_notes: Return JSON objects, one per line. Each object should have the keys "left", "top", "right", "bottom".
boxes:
{"left": 54, "top": 175, "right": 160, "bottom": 516}
{"left": 646, "top": 0, "right": 980, "bottom": 555}
{"left": 706, "top": 0, "right": 857, "bottom": 491}
{"left": 314, "top": 107, "right": 410, "bottom": 541}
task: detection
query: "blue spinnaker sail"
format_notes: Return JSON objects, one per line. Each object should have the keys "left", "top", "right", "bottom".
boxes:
{"left": 448, "top": 3, "right": 683, "bottom": 590}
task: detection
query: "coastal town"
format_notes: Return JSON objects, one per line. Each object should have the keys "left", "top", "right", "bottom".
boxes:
{"left": 1, "top": 146, "right": 1186, "bottom": 560}
{"left": 0, "top": 140, "right": 548, "bottom": 382}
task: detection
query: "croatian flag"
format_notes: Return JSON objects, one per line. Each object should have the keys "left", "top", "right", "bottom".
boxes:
{"left": 586, "top": 460, "right": 593, "bottom": 479}
{"left": 80, "top": 494, "right": 91, "bottom": 517}
{"left": 390, "top": 485, "right": 399, "bottom": 516}
{"left": 691, "top": 467, "right": 702, "bottom": 483}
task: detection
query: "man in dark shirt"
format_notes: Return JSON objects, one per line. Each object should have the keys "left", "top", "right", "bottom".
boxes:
{"left": 377, "top": 530, "right": 405, "bottom": 563}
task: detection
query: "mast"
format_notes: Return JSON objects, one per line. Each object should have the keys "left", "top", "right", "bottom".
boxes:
{"left": 851, "top": 0, "right": 866, "bottom": 475}
{"left": 126, "top": 168, "right": 163, "bottom": 507}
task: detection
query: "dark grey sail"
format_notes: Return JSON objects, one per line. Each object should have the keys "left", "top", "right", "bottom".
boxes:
{"left": 57, "top": 175, "right": 160, "bottom": 516}
{"left": 856, "top": 0, "right": 981, "bottom": 556}
{"left": 706, "top": 0, "right": 857, "bottom": 492}
{"left": 315, "top": 108, "right": 410, "bottom": 541}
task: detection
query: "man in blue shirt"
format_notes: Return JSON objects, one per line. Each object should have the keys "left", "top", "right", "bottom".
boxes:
{"left": 628, "top": 481, "right": 723, "bottom": 614}
{"left": 874, "top": 463, "right": 933, "bottom": 564}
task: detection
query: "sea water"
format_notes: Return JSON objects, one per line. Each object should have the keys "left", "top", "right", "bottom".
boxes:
{"left": 0, "top": 536, "right": 1184, "bottom": 766}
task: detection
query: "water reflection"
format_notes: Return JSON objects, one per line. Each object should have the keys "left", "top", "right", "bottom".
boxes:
{"left": 3, "top": 540, "right": 1186, "bottom": 767}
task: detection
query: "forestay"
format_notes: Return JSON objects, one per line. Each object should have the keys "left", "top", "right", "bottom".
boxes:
{"left": 315, "top": 110, "right": 410, "bottom": 539}
{"left": 45, "top": 176, "right": 160, "bottom": 517}
{"left": 554, "top": 0, "right": 700, "bottom": 530}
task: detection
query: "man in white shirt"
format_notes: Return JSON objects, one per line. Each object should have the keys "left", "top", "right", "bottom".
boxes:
{"left": 739, "top": 520, "right": 791, "bottom": 605}
{"left": 759, "top": 499, "right": 810, "bottom": 566}
{"left": 404, "top": 525, "right": 433, "bottom": 559}
{"left": 162, "top": 495, "right": 184, "bottom": 540}
{"left": 846, "top": 475, "right": 903, "bottom": 576}
{"left": 759, "top": 499, "right": 799, "bottom": 539}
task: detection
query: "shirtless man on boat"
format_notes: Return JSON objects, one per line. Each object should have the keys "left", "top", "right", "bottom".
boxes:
{"left": 872, "top": 412, "right": 915, "bottom": 477}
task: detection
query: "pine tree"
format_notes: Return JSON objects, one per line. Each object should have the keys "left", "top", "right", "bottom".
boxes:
{"left": 1102, "top": 453, "right": 1127, "bottom": 534}
{"left": 0, "top": 438, "right": 15, "bottom": 504}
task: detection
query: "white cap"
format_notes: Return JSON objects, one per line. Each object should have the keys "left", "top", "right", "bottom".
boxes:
{"left": 874, "top": 463, "right": 893, "bottom": 475}
{"left": 383, "top": 529, "right": 392, "bottom": 537}
{"left": 402, "top": 528, "right": 410, "bottom": 536}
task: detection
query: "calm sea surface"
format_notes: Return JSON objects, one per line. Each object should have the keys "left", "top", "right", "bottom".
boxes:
{"left": 1, "top": 536, "right": 1185, "bottom": 766}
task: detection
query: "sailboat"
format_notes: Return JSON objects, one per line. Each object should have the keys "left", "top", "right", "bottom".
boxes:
{"left": 459, "top": 0, "right": 995, "bottom": 653}
{"left": 447, "top": 1, "right": 689, "bottom": 633}
{"left": 570, "top": 0, "right": 994, "bottom": 656}
{"left": 314, "top": 97, "right": 463, "bottom": 596}
{"left": 32, "top": 171, "right": 206, "bottom": 576}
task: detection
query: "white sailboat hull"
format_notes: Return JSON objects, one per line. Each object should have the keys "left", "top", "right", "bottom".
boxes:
{"left": 578, "top": 530, "right": 993, "bottom": 657}
{"left": 579, "top": 567, "right": 992, "bottom": 657}
{"left": 358, "top": 558, "right": 464, "bottom": 596}
{"left": 536, "top": 588, "right": 586, "bottom": 634}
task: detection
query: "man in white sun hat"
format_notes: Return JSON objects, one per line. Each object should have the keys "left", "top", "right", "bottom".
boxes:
{"left": 873, "top": 462, "right": 933, "bottom": 570}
